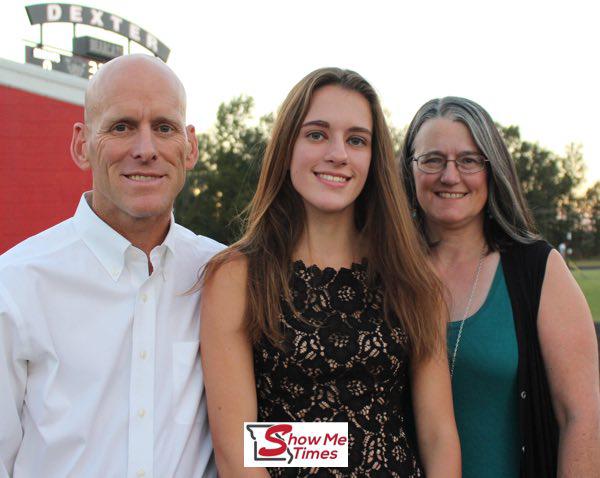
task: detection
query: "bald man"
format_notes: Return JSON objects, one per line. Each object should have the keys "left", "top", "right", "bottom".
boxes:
{"left": 0, "top": 55, "right": 221, "bottom": 478}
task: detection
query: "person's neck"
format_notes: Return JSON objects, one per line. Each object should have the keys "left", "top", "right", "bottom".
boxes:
{"left": 117, "top": 217, "right": 170, "bottom": 258}
{"left": 427, "top": 218, "right": 487, "bottom": 270}
{"left": 295, "top": 208, "right": 363, "bottom": 270}
{"left": 88, "top": 194, "right": 170, "bottom": 266}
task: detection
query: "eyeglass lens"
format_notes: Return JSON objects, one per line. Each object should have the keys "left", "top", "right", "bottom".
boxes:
{"left": 416, "top": 154, "right": 485, "bottom": 173}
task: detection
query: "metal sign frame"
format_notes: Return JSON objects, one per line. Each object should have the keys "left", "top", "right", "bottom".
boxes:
{"left": 26, "top": 3, "right": 170, "bottom": 61}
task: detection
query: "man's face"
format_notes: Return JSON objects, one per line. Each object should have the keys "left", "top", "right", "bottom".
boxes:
{"left": 75, "top": 59, "right": 198, "bottom": 230}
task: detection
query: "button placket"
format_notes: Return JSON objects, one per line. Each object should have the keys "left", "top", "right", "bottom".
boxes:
{"left": 127, "top": 273, "right": 157, "bottom": 478}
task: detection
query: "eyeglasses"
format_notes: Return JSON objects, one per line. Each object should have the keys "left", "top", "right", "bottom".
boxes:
{"left": 412, "top": 153, "right": 489, "bottom": 174}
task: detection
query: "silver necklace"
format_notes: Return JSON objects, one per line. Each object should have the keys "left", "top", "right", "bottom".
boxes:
{"left": 449, "top": 246, "right": 487, "bottom": 379}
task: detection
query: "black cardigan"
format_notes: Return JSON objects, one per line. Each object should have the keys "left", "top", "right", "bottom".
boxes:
{"left": 500, "top": 240, "right": 559, "bottom": 478}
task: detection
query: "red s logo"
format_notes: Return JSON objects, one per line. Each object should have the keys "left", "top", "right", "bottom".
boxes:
{"left": 258, "top": 424, "right": 292, "bottom": 457}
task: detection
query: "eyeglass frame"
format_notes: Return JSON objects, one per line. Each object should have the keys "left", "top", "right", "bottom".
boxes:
{"left": 411, "top": 152, "right": 489, "bottom": 174}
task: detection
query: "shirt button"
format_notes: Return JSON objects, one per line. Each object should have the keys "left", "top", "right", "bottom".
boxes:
{"left": 138, "top": 408, "right": 146, "bottom": 418}
{"left": 136, "top": 470, "right": 146, "bottom": 477}
{"left": 521, "top": 391, "right": 527, "bottom": 399}
{"left": 141, "top": 293, "right": 148, "bottom": 303}
{"left": 139, "top": 350, "right": 148, "bottom": 360}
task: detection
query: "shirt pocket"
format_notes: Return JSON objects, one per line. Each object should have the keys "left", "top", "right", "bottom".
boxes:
{"left": 172, "top": 340, "right": 202, "bottom": 424}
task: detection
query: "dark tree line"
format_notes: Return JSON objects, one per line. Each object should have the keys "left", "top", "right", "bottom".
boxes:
{"left": 500, "top": 126, "right": 594, "bottom": 254}
{"left": 175, "top": 96, "right": 271, "bottom": 244}
{"left": 175, "top": 97, "right": 600, "bottom": 257}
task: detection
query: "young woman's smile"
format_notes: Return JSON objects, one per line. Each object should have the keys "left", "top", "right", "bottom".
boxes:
{"left": 290, "top": 84, "right": 372, "bottom": 217}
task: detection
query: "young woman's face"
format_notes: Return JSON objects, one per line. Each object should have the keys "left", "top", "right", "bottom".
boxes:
{"left": 412, "top": 117, "right": 488, "bottom": 231}
{"left": 290, "top": 85, "right": 373, "bottom": 218}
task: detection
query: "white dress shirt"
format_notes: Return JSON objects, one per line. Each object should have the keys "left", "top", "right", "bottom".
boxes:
{"left": 0, "top": 194, "right": 223, "bottom": 478}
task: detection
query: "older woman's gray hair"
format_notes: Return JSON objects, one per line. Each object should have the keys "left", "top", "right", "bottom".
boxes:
{"left": 400, "top": 96, "right": 539, "bottom": 250}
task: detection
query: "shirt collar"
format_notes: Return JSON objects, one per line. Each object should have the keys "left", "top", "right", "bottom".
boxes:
{"left": 161, "top": 215, "right": 177, "bottom": 256}
{"left": 152, "top": 215, "right": 178, "bottom": 282}
{"left": 72, "top": 193, "right": 177, "bottom": 281}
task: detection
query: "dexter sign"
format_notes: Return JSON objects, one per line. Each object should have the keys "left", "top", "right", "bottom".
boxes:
{"left": 25, "top": 3, "right": 170, "bottom": 61}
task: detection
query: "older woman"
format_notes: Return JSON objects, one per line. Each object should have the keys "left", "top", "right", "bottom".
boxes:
{"left": 400, "top": 97, "right": 600, "bottom": 477}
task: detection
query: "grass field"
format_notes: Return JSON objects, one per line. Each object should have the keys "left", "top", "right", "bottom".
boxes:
{"left": 574, "top": 258, "right": 600, "bottom": 268}
{"left": 572, "top": 268, "right": 600, "bottom": 322}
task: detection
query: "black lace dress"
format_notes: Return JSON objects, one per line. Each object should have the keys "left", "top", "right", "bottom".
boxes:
{"left": 253, "top": 261, "right": 423, "bottom": 477}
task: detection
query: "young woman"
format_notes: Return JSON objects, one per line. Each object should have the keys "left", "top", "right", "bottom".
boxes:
{"left": 201, "top": 68, "right": 460, "bottom": 477}
{"left": 400, "top": 96, "right": 600, "bottom": 477}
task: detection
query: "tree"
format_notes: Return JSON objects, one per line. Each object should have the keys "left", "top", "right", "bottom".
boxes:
{"left": 499, "top": 125, "right": 585, "bottom": 248}
{"left": 175, "top": 96, "right": 270, "bottom": 244}
{"left": 383, "top": 109, "right": 405, "bottom": 157}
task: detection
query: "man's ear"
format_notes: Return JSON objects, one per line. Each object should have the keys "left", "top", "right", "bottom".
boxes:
{"left": 71, "top": 122, "right": 90, "bottom": 170}
{"left": 185, "top": 124, "right": 199, "bottom": 170}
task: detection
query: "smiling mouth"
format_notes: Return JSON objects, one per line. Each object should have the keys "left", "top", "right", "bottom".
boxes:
{"left": 124, "top": 174, "right": 164, "bottom": 182}
{"left": 315, "top": 173, "right": 349, "bottom": 183}
{"left": 436, "top": 192, "right": 467, "bottom": 198}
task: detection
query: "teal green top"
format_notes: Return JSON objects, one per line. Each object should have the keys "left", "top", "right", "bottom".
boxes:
{"left": 447, "top": 263, "right": 521, "bottom": 478}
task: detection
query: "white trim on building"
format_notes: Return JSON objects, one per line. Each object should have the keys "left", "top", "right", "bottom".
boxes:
{"left": 0, "top": 57, "right": 87, "bottom": 106}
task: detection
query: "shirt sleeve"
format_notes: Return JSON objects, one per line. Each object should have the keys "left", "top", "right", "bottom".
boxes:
{"left": 0, "top": 282, "right": 27, "bottom": 477}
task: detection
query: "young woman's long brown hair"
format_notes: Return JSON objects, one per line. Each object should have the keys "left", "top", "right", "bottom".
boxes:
{"left": 204, "top": 67, "right": 445, "bottom": 361}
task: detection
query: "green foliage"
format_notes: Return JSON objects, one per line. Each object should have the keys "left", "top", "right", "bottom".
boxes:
{"left": 384, "top": 109, "right": 405, "bottom": 157}
{"left": 174, "top": 96, "right": 270, "bottom": 244}
{"left": 499, "top": 125, "right": 586, "bottom": 249}
{"left": 389, "top": 124, "right": 406, "bottom": 158}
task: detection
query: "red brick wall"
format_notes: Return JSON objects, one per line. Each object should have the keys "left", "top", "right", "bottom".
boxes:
{"left": 0, "top": 84, "right": 91, "bottom": 253}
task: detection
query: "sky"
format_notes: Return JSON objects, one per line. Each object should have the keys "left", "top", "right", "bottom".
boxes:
{"left": 2, "top": 0, "right": 599, "bottom": 187}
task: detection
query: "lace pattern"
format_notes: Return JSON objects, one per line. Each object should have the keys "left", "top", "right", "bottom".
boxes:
{"left": 254, "top": 261, "right": 423, "bottom": 477}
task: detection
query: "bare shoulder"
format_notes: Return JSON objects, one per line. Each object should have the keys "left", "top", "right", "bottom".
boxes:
{"left": 204, "top": 251, "right": 248, "bottom": 290}
{"left": 539, "top": 249, "right": 590, "bottom": 317}
{"left": 545, "top": 248, "right": 572, "bottom": 279}
{"left": 201, "top": 251, "right": 248, "bottom": 333}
